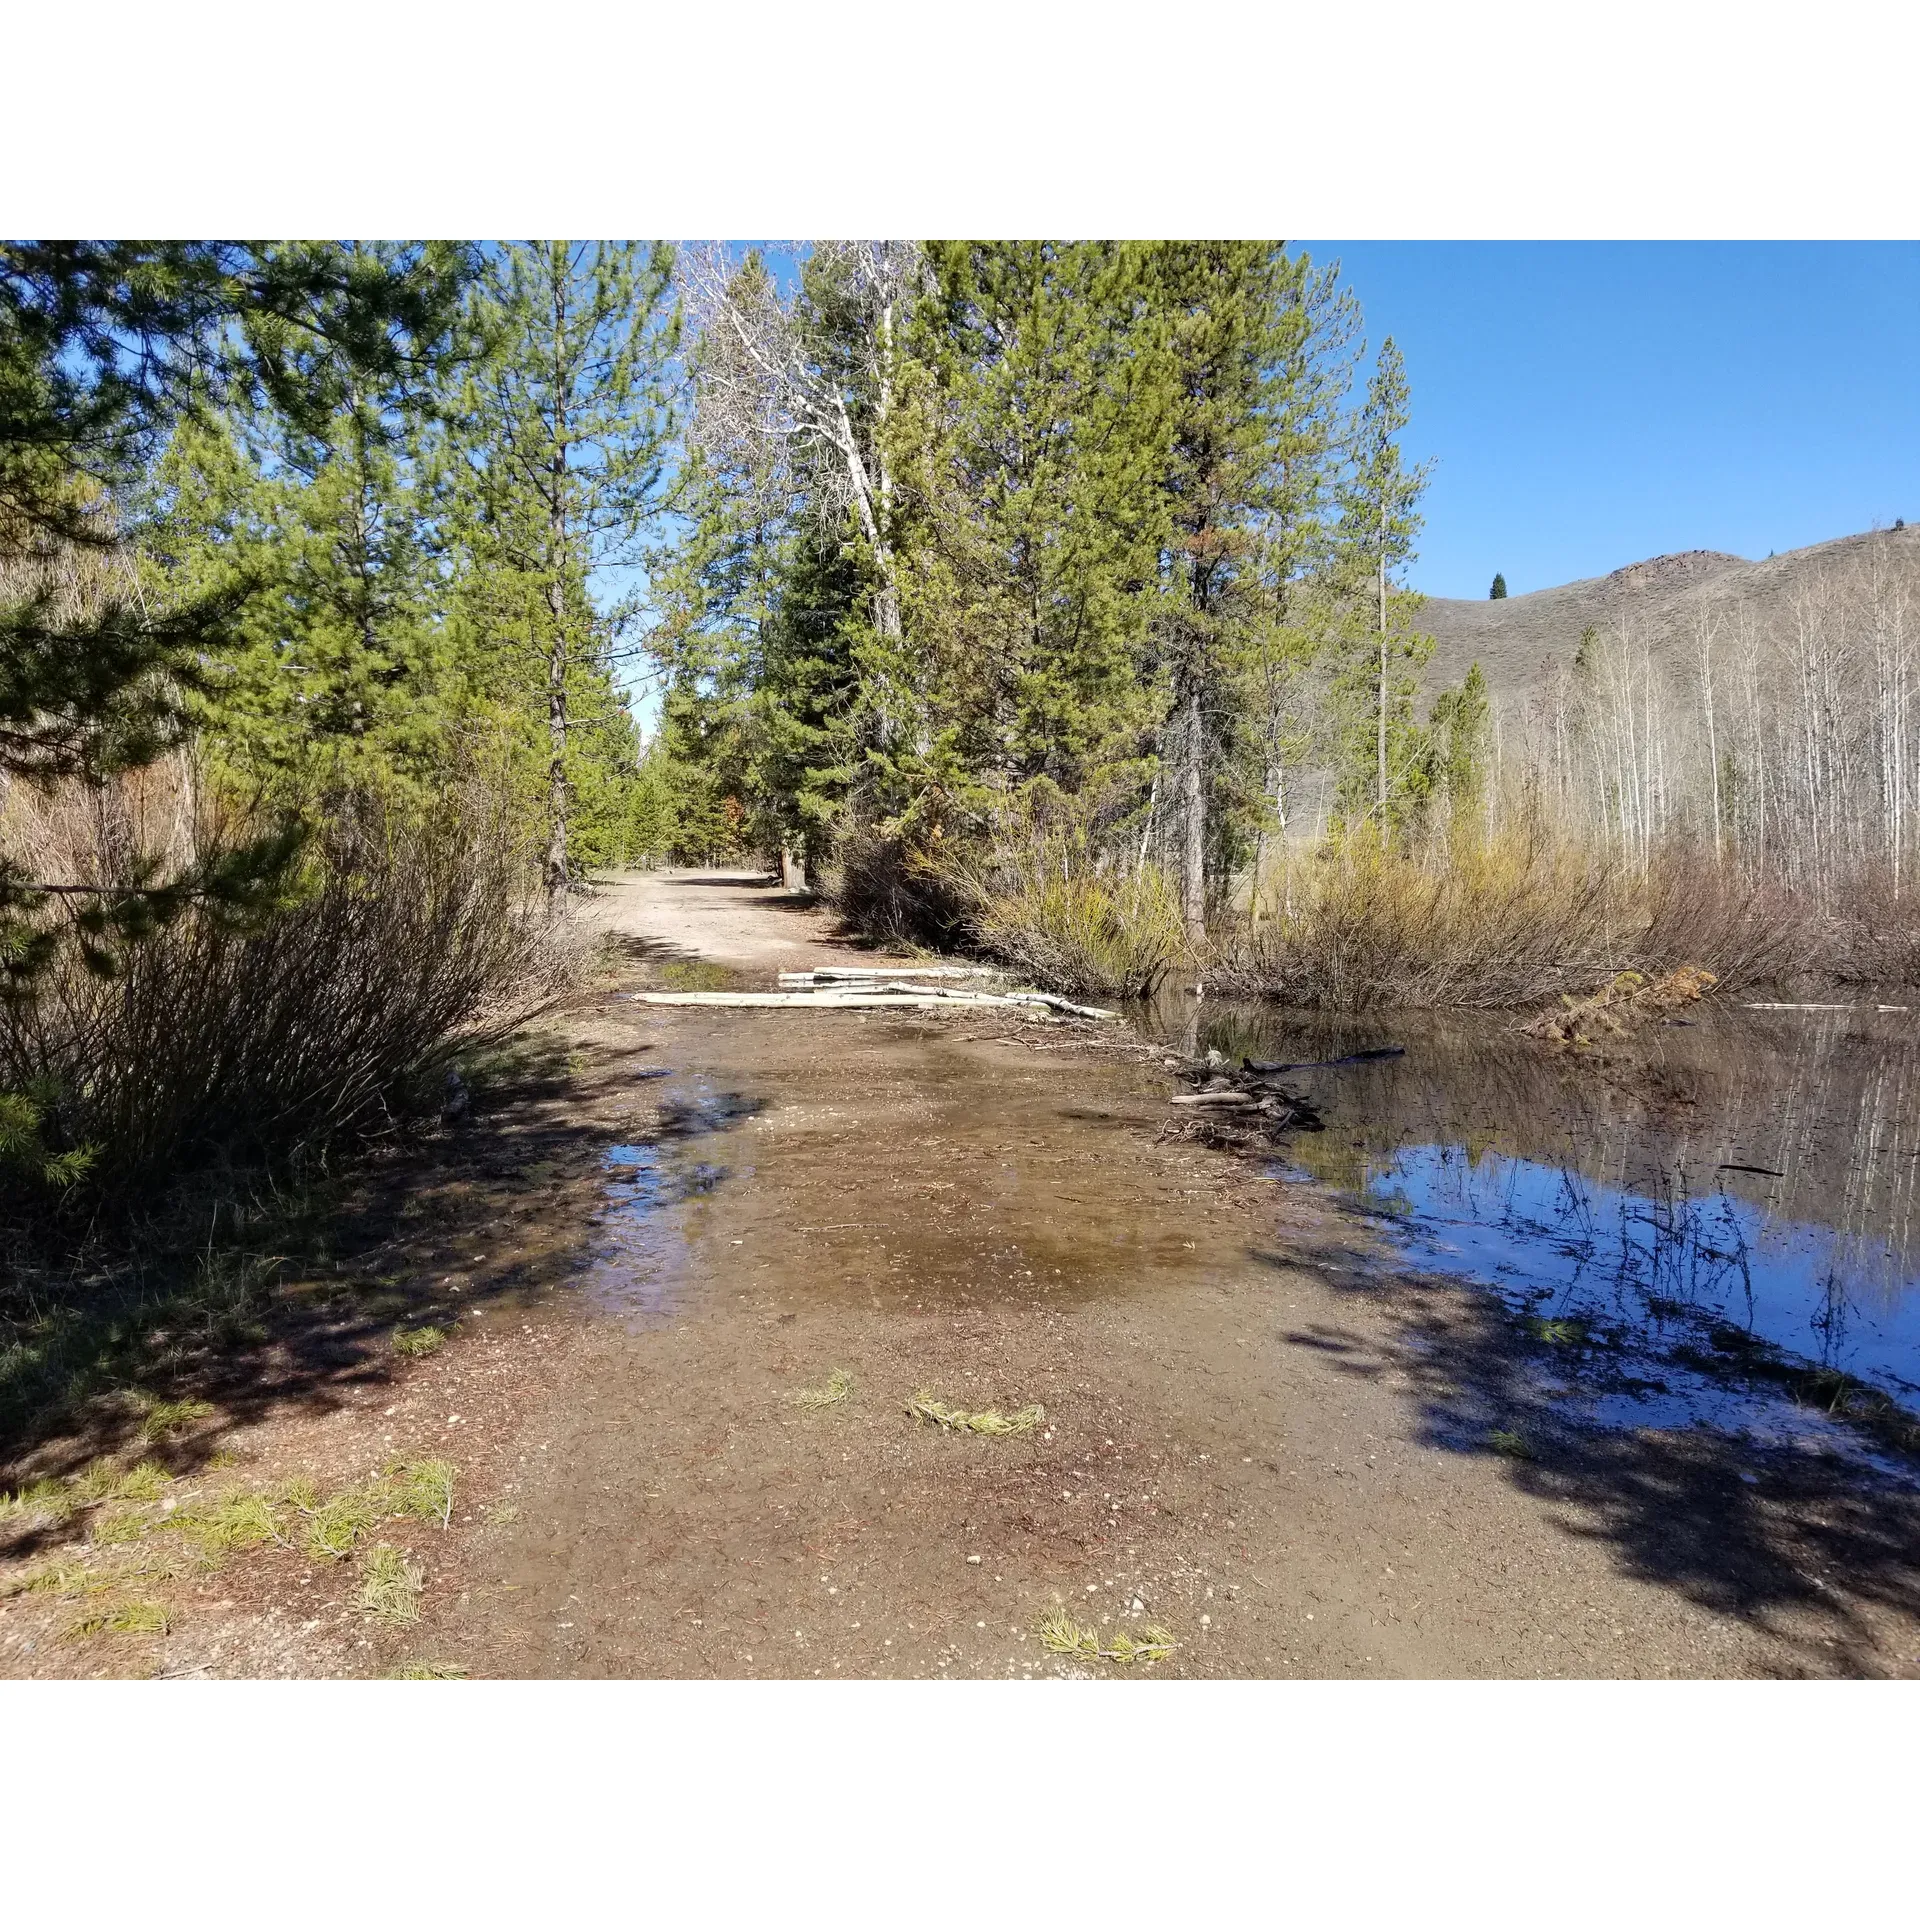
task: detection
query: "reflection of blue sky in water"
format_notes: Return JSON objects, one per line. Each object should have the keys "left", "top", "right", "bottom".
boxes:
{"left": 1372, "top": 1144, "right": 1920, "bottom": 1414}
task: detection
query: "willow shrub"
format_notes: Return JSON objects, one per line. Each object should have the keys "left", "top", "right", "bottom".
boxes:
{"left": 1, "top": 778, "right": 568, "bottom": 1225}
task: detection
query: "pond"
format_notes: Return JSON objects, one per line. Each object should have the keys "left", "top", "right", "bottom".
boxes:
{"left": 1141, "top": 994, "right": 1920, "bottom": 1449}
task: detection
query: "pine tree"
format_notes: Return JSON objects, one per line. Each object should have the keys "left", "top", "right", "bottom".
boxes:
{"left": 1, "top": 240, "right": 468, "bottom": 975}
{"left": 1332, "top": 337, "right": 1433, "bottom": 836}
{"left": 897, "top": 241, "right": 1173, "bottom": 834}
{"left": 1135, "top": 243, "right": 1349, "bottom": 938}
{"left": 151, "top": 310, "right": 453, "bottom": 804}
{"left": 450, "top": 242, "right": 679, "bottom": 890}
{"left": 1490, "top": 572, "right": 1507, "bottom": 599}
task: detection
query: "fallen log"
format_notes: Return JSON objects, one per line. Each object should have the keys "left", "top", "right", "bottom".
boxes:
{"left": 632, "top": 988, "right": 1114, "bottom": 1020}
{"left": 1170, "top": 1090, "right": 1255, "bottom": 1107}
{"left": 1242, "top": 1046, "right": 1406, "bottom": 1073}
{"left": 777, "top": 966, "right": 1001, "bottom": 984}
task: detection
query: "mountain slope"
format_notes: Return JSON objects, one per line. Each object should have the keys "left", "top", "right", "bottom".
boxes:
{"left": 1417, "top": 524, "right": 1920, "bottom": 699}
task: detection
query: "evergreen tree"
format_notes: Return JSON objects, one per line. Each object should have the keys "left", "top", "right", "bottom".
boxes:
{"left": 1, "top": 240, "right": 468, "bottom": 975}
{"left": 1490, "top": 572, "right": 1507, "bottom": 599}
{"left": 1332, "top": 337, "right": 1433, "bottom": 836}
{"left": 897, "top": 241, "right": 1172, "bottom": 834}
{"left": 1136, "top": 243, "right": 1349, "bottom": 937}
{"left": 450, "top": 242, "right": 679, "bottom": 889}
{"left": 1428, "top": 660, "right": 1491, "bottom": 822}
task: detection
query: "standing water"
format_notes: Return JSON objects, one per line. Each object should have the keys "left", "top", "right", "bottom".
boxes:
{"left": 1147, "top": 997, "right": 1920, "bottom": 1445}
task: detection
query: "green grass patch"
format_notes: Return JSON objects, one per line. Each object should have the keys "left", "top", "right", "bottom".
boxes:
{"left": 357, "top": 1543, "right": 424, "bottom": 1623}
{"left": 4, "top": 1558, "right": 162, "bottom": 1599}
{"left": 65, "top": 1600, "right": 171, "bottom": 1640}
{"left": 0, "top": 1478, "right": 72, "bottom": 1522}
{"left": 1488, "top": 1428, "right": 1537, "bottom": 1460}
{"left": 391, "top": 1325, "right": 447, "bottom": 1359}
{"left": 906, "top": 1389, "right": 1044, "bottom": 1435}
{"left": 166, "top": 1490, "right": 290, "bottom": 1565}
{"left": 138, "top": 1398, "right": 217, "bottom": 1444}
{"left": 655, "top": 959, "right": 736, "bottom": 992}
{"left": 1036, "top": 1606, "right": 1176, "bottom": 1666}
{"left": 793, "top": 1368, "right": 854, "bottom": 1410}
{"left": 304, "top": 1491, "right": 383, "bottom": 1560}
{"left": 384, "top": 1458, "right": 457, "bottom": 1529}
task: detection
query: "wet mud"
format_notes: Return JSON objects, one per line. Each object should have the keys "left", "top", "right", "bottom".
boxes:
{"left": 394, "top": 875, "right": 1920, "bottom": 1679}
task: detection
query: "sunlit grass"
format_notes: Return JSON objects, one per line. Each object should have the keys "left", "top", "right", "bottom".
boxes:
{"left": 793, "top": 1369, "right": 854, "bottom": 1410}
{"left": 65, "top": 1600, "right": 171, "bottom": 1640}
{"left": 906, "top": 1389, "right": 1044, "bottom": 1435}
{"left": 357, "top": 1543, "right": 424, "bottom": 1623}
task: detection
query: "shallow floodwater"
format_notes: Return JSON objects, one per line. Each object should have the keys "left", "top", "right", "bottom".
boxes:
{"left": 1149, "top": 996, "right": 1920, "bottom": 1428}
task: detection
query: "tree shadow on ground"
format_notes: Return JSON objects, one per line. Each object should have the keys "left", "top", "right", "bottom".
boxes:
{"left": 1256, "top": 1244, "right": 1920, "bottom": 1677}
{"left": 0, "top": 1025, "right": 762, "bottom": 1559}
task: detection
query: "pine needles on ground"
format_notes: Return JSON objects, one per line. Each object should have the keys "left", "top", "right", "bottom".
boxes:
{"left": 357, "top": 1543, "right": 424, "bottom": 1623}
{"left": 167, "top": 1490, "right": 290, "bottom": 1565}
{"left": 1036, "top": 1606, "right": 1177, "bottom": 1666}
{"left": 906, "top": 1389, "right": 1044, "bottom": 1435}
{"left": 391, "top": 1325, "right": 447, "bottom": 1359}
{"left": 392, "top": 1661, "right": 467, "bottom": 1679}
{"left": 793, "top": 1368, "right": 855, "bottom": 1409}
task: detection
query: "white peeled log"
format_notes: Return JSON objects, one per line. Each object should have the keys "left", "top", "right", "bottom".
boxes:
{"left": 634, "top": 985, "right": 1115, "bottom": 1019}
{"left": 1169, "top": 1091, "right": 1254, "bottom": 1107}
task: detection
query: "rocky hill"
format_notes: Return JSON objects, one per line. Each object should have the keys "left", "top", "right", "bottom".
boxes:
{"left": 1417, "top": 524, "right": 1920, "bottom": 700}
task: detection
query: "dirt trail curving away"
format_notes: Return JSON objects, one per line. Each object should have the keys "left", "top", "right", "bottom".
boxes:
{"left": 12, "top": 869, "right": 1914, "bottom": 1679}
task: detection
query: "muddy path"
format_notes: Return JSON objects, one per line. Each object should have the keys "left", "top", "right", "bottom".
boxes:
{"left": 405, "top": 873, "right": 1920, "bottom": 1678}
{"left": 9, "top": 870, "right": 1920, "bottom": 1679}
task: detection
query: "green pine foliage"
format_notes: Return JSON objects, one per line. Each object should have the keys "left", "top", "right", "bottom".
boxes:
{"left": 1490, "top": 572, "right": 1507, "bottom": 598}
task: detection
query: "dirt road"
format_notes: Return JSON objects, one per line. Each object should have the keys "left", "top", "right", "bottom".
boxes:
{"left": 9, "top": 869, "right": 1917, "bottom": 1679}
{"left": 412, "top": 872, "right": 1920, "bottom": 1678}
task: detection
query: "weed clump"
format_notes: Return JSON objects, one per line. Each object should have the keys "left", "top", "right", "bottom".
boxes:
{"left": 304, "top": 1491, "right": 383, "bottom": 1560}
{"left": 357, "top": 1543, "right": 424, "bottom": 1623}
{"left": 1488, "top": 1428, "right": 1536, "bottom": 1460}
{"left": 1036, "top": 1606, "right": 1176, "bottom": 1666}
{"left": 139, "top": 1398, "right": 216, "bottom": 1443}
{"left": 167, "top": 1491, "right": 289, "bottom": 1565}
{"left": 384, "top": 1458, "right": 456, "bottom": 1529}
{"left": 66, "top": 1600, "right": 171, "bottom": 1640}
{"left": 906, "top": 1389, "right": 1044, "bottom": 1435}
{"left": 793, "top": 1369, "right": 854, "bottom": 1410}
{"left": 391, "top": 1325, "right": 447, "bottom": 1359}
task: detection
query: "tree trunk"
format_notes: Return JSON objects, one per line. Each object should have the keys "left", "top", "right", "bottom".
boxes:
{"left": 544, "top": 570, "right": 569, "bottom": 894}
{"left": 1376, "top": 551, "right": 1389, "bottom": 834}
{"left": 1181, "top": 682, "right": 1205, "bottom": 943}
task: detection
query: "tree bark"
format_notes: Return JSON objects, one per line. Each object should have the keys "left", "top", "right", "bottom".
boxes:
{"left": 1376, "top": 550, "right": 1389, "bottom": 833}
{"left": 1181, "top": 681, "right": 1205, "bottom": 942}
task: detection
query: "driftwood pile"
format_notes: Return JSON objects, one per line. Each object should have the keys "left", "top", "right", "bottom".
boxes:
{"left": 1161, "top": 1050, "right": 1330, "bottom": 1147}
{"left": 635, "top": 965, "right": 1117, "bottom": 1022}
{"left": 1521, "top": 966, "right": 1717, "bottom": 1050}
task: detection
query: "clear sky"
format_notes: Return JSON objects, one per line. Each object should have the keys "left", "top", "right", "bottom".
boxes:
{"left": 1301, "top": 241, "right": 1920, "bottom": 602}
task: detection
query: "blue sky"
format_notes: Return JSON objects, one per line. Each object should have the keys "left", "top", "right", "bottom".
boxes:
{"left": 1301, "top": 241, "right": 1920, "bottom": 601}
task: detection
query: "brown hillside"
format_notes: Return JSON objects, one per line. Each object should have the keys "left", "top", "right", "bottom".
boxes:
{"left": 1417, "top": 524, "right": 1920, "bottom": 699}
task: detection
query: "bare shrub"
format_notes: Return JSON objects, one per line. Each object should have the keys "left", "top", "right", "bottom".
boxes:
{"left": 828, "top": 829, "right": 973, "bottom": 951}
{"left": 944, "top": 840, "right": 1190, "bottom": 1000}
{"left": 1218, "top": 830, "right": 1622, "bottom": 1010}
{"left": 1, "top": 772, "right": 570, "bottom": 1220}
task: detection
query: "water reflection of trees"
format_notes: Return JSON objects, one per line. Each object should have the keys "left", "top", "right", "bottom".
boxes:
{"left": 1185, "top": 1002, "right": 1920, "bottom": 1388}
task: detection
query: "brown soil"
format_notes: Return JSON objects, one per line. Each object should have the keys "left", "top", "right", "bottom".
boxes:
{"left": 7, "top": 869, "right": 1920, "bottom": 1679}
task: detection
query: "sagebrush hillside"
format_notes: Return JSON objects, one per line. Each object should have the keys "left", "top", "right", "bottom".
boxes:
{"left": 1420, "top": 524, "right": 1920, "bottom": 699}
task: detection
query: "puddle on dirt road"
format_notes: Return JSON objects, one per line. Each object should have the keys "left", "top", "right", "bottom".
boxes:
{"left": 1144, "top": 996, "right": 1920, "bottom": 1451}
{"left": 578, "top": 1081, "right": 763, "bottom": 1319}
